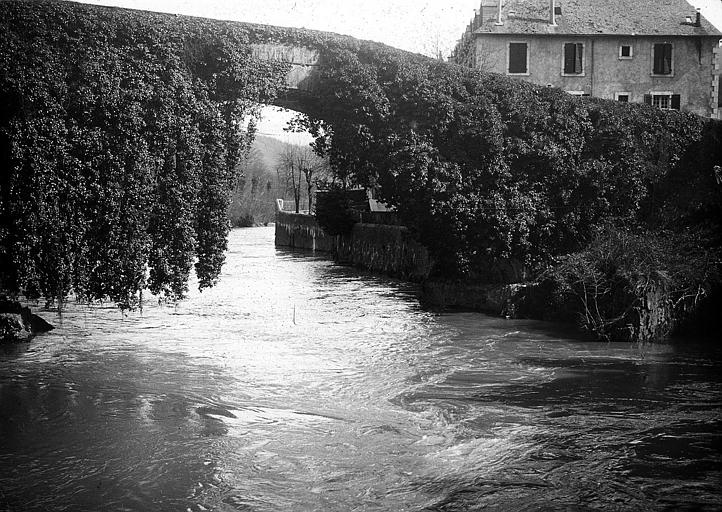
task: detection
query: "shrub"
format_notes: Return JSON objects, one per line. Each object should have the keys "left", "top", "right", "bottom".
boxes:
{"left": 542, "top": 224, "right": 721, "bottom": 340}
{"left": 314, "top": 188, "right": 357, "bottom": 236}
{"left": 301, "top": 45, "right": 722, "bottom": 281}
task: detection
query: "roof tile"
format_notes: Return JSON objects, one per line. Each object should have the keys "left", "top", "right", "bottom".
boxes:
{"left": 475, "top": 0, "right": 721, "bottom": 36}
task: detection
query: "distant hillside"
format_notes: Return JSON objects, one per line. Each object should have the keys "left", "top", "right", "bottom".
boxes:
{"left": 228, "top": 135, "right": 312, "bottom": 227}
{"left": 250, "top": 135, "right": 308, "bottom": 171}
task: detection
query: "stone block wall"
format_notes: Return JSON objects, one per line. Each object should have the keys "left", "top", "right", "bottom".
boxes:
{"left": 275, "top": 211, "right": 335, "bottom": 252}
{"left": 274, "top": 212, "right": 431, "bottom": 281}
{"left": 336, "top": 223, "right": 432, "bottom": 281}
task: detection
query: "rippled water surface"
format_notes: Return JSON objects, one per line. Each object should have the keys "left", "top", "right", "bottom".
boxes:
{"left": 1, "top": 227, "right": 721, "bottom": 511}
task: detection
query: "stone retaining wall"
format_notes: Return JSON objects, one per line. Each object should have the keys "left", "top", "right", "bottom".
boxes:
{"left": 336, "top": 223, "right": 431, "bottom": 281}
{"left": 275, "top": 211, "right": 431, "bottom": 281}
{"left": 275, "top": 211, "right": 335, "bottom": 252}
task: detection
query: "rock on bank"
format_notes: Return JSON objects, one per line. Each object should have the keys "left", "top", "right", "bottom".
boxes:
{"left": 0, "top": 299, "right": 54, "bottom": 343}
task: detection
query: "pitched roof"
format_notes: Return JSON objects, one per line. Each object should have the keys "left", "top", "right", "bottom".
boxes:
{"left": 474, "top": 0, "right": 721, "bottom": 37}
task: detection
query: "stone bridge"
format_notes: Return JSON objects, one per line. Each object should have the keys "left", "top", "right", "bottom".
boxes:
{"left": 250, "top": 44, "right": 321, "bottom": 114}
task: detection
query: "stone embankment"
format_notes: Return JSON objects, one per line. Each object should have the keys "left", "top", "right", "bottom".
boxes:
{"left": 275, "top": 211, "right": 431, "bottom": 281}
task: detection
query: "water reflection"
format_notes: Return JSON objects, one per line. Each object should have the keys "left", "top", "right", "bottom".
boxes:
{"left": 1, "top": 227, "right": 720, "bottom": 511}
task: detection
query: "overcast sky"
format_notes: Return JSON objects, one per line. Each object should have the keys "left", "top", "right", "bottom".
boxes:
{"left": 75, "top": 0, "right": 722, "bottom": 141}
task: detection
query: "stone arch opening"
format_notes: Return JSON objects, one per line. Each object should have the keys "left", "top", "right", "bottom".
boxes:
{"left": 233, "top": 103, "right": 326, "bottom": 223}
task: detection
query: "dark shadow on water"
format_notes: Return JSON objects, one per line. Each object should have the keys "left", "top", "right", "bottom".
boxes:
{"left": 274, "top": 246, "right": 332, "bottom": 262}
{"left": 275, "top": 245, "right": 424, "bottom": 303}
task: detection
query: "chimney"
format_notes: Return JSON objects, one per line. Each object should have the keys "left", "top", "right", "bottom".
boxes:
{"left": 695, "top": 8, "right": 701, "bottom": 27}
{"left": 495, "top": 0, "right": 503, "bottom": 25}
{"left": 550, "top": 0, "right": 557, "bottom": 26}
{"left": 473, "top": 9, "right": 481, "bottom": 30}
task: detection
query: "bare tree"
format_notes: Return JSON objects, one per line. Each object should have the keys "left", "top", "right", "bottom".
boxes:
{"left": 277, "top": 145, "right": 330, "bottom": 213}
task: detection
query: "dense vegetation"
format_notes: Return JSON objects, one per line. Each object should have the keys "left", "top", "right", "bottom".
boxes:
{"left": 294, "top": 46, "right": 722, "bottom": 337}
{"left": 308, "top": 49, "right": 722, "bottom": 337}
{"left": 301, "top": 51, "right": 721, "bottom": 274}
{"left": 0, "top": 1, "right": 290, "bottom": 308}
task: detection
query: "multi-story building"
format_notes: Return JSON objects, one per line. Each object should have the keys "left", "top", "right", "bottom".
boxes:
{"left": 450, "top": 0, "right": 722, "bottom": 118}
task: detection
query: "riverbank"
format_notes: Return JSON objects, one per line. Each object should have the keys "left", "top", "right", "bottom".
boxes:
{"left": 275, "top": 210, "right": 520, "bottom": 311}
{"left": 275, "top": 212, "right": 720, "bottom": 343}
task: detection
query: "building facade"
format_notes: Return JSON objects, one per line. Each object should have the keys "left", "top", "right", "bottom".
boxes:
{"left": 450, "top": 0, "right": 722, "bottom": 118}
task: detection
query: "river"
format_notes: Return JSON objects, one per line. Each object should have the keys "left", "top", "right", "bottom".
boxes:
{"left": 1, "top": 226, "right": 720, "bottom": 511}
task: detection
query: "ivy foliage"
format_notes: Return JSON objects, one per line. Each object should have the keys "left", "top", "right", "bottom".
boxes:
{"left": 298, "top": 45, "right": 722, "bottom": 281}
{"left": 0, "top": 1, "right": 291, "bottom": 308}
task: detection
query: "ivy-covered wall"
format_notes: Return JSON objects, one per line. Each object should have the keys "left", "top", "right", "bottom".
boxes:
{"left": 0, "top": 0, "right": 431, "bottom": 309}
{"left": 0, "top": 1, "right": 296, "bottom": 308}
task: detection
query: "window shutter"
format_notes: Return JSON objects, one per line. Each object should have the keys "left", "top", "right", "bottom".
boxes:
{"left": 564, "top": 43, "right": 575, "bottom": 74}
{"left": 671, "top": 94, "right": 681, "bottom": 110}
{"left": 509, "top": 43, "right": 527, "bottom": 73}
{"left": 575, "top": 43, "right": 583, "bottom": 74}
{"left": 653, "top": 45, "right": 662, "bottom": 73}
{"left": 644, "top": 94, "right": 652, "bottom": 105}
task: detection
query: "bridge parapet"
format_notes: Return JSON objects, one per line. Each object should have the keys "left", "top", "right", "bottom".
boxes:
{"left": 251, "top": 44, "right": 320, "bottom": 91}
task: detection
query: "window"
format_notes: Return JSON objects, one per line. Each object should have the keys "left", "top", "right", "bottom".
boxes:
{"left": 508, "top": 42, "right": 528, "bottom": 74}
{"left": 615, "top": 92, "right": 630, "bottom": 102}
{"left": 652, "top": 43, "right": 673, "bottom": 75}
{"left": 644, "top": 92, "right": 680, "bottom": 110}
{"left": 566, "top": 91, "right": 590, "bottom": 96}
{"left": 619, "top": 45, "right": 633, "bottom": 59}
{"left": 563, "top": 43, "right": 584, "bottom": 75}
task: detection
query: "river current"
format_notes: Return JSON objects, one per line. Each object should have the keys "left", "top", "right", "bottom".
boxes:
{"left": 1, "top": 226, "right": 720, "bottom": 511}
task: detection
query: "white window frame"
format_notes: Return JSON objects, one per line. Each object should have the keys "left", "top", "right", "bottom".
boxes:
{"left": 561, "top": 42, "right": 585, "bottom": 76}
{"left": 506, "top": 41, "right": 530, "bottom": 76}
{"left": 618, "top": 44, "right": 633, "bottom": 59}
{"left": 649, "top": 91, "right": 678, "bottom": 110}
{"left": 651, "top": 42, "right": 674, "bottom": 77}
{"left": 615, "top": 92, "right": 631, "bottom": 102}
